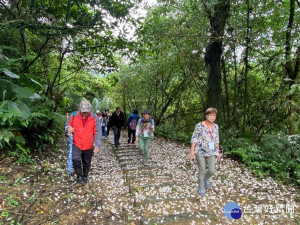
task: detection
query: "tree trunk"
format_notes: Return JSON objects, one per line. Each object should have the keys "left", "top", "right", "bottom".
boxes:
{"left": 232, "top": 42, "right": 238, "bottom": 129}
{"left": 241, "top": 0, "right": 251, "bottom": 135}
{"left": 221, "top": 56, "right": 230, "bottom": 126}
{"left": 204, "top": 0, "right": 230, "bottom": 114}
{"left": 284, "top": 0, "right": 299, "bottom": 134}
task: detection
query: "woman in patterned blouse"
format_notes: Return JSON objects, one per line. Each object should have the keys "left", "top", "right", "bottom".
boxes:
{"left": 189, "top": 108, "right": 221, "bottom": 196}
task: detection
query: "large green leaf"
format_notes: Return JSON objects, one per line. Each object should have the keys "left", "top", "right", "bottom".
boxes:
{"left": 17, "top": 102, "right": 31, "bottom": 121}
{"left": 7, "top": 101, "right": 31, "bottom": 121}
{"left": 7, "top": 101, "right": 20, "bottom": 112}
{"left": 0, "top": 129, "right": 14, "bottom": 145}
{"left": 0, "top": 79, "right": 15, "bottom": 99}
{"left": 13, "top": 87, "right": 35, "bottom": 99}
{"left": 288, "top": 84, "right": 298, "bottom": 96}
{"left": 2, "top": 69, "right": 20, "bottom": 79}
{"left": 30, "top": 78, "right": 43, "bottom": 87}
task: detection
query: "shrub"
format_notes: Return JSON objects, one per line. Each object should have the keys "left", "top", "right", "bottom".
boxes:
{"left": 0, "top": 69, "right": 64, "bottom": 163}
{"left": 155, "top": 124, "right": 192, "bottom": 145}
{"left": 223, "top": 133, "right": 300, "bottom": 185}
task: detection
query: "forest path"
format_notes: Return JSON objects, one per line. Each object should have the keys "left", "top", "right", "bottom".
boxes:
{"left": 0, "top": 133, "right": 299, "bottom": 224}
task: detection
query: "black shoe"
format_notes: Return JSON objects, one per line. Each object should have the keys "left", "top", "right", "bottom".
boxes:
{"left": 75, "top": 176, "right": 82, "bottom": 186}
{"left": 82, "top": 177, "right": 88, "bottom": 185}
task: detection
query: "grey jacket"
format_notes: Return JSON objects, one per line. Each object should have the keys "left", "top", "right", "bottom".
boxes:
{"left": 136, "top": 118, "right": 155, "bottom": 138}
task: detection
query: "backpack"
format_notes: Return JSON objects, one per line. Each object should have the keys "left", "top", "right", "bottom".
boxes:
{"left": 129, "top": 117, "right": 137, "bottom": 130}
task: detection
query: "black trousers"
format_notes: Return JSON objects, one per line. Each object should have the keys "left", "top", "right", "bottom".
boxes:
{"left": 72, "top": 145, "right": 93, "bottom": 178}
{"left": 128, "top": 128, "right": 136, "bottom": 144}
{"left": 112, "top": 126, "right": 121, "bottom": 147}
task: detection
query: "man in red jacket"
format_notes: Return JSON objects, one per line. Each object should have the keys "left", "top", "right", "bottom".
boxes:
{"left": 65, "top": 100, "right": 101, "bottom": 185}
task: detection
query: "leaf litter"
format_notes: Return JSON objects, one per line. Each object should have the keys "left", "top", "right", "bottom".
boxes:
{"left": 0, "top": 134, "right": 299, "bottom": 224}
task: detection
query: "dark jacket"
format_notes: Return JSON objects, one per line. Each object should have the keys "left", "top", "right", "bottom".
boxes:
{"left": 110, "top": 111, "right": 125, "bottom": 128}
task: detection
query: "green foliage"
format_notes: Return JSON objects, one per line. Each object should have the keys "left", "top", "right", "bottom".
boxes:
{"left": 92, "top": 98, "right": 101, "bottom": 112}
{"left": 21, "top": 99, "right": 65, "bottom": 152}
{"left": 0, "top": 0, "right": 139, "bottom": 162}
{"left": 155, "top": 124, "right": 192, "bottom": 145}
{"left": 7, "top": 195, "right": 18, "bottom": 207}
{"left": 8, "top": 144, "right": 35, "bottom": 165}
{"left": 223, "top": 134, "right": 300, "bottom": 185}
{"left": 0, "top": 175, "right": 7, "bottom": 183}
{"left": 1, "top": 210, "right": 9, "bottom": 217}
{"left": 13, "top": 176, "right": 26, "bottom": 186}
{"left": 0, "top": 68, "right": 64, "bottom": 161}
{"left": 0, "top": 78, "right": 32, "bottom": 148}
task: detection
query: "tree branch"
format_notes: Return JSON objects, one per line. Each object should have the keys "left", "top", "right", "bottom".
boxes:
{"left": 25, "top": 37, "right": 50, "bottom": 70}
{"left": 0, "top": 2, "right": 17, "bottom": 19}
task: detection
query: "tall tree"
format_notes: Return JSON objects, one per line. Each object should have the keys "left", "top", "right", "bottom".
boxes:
{"left": 203, "top": 0, "right": 230, "bottom": 113}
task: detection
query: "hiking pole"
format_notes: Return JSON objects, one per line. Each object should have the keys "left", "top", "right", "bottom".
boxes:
{"left": 68, "top": 134, "right": 73, "bottom": 182}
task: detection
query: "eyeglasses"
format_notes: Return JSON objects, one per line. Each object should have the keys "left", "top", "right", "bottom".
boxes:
{"left": 207, "top": 114, "right": 216, "bottom": 117}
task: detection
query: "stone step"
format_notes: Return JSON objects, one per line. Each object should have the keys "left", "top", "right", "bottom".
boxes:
{"left": 119, "top": 156, "right": 154, "bottom": 163}
{"left": 130, "top": 181, "right": 185, "bottom": 191}
{"left": 131, "top": 182, "right": 190, "bottom": 194}
{"left": 133, "top": 183, "right": 197, "bottom": 204}
{"left": 127, "top": 172, "right": 172, "bottom": 183}
{"left": 138, "top": 198, "right": 202, "bottom": 218}
{"left": 109, "top": 141, "right": 136, "bottom": 146}
{"left": 141, "top": 211, "right": 216, "bottom": 225}
{"left": 115, "top": 150, "right": 138, "bottom": 154}
{"left": 115, "top": 152, "right": 139, "bottom": 157}
{"left": 123, "top": 165, "right": 164, "bottom": 173}
{"left": 120, "top": 161, "right": 159, "bottom": 169}
{"left": 112, "top": 146, "right": 138, "bottom": 151}
{"left": 134, "top": 194, "right": 198, "bottom": 207}
{"left": 126, "top": 174, "right": 174, "bottom": 186}
{"left": 118, "top": 156, "right": 139, "bottom": 162}
{"left": 124, "top": 167, "right": 165, "bottom": 176}
{"left": 114, "top": 150, "right": 139, "bottom": 155}
{"left": 108, "top": 140, "right": 128, "bottom": 143}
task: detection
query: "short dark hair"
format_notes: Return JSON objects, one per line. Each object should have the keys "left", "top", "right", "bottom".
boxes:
{"left": 205, "top": 108, "right": 218, "bottom": 115}
{"left": 116, "top": 107, "right": 120, "bottom": 110}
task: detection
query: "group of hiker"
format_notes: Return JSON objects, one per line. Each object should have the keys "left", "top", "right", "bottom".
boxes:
{"left": 64, "top": 100, "right": 155, "bottom": 185}
{"left": 95, "top": 109, "right": 111, "bottom": 138}
{"left": 65, "top": 100, "right": 220, "bottom": 197}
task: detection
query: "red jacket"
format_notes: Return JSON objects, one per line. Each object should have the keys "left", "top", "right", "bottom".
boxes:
{"left": 66, "top": 111, "right": 102, "bottom": 150}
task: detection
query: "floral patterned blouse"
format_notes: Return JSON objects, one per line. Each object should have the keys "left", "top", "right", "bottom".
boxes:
{"left": 191, "top": 122, "right": 219, "bottom": 157}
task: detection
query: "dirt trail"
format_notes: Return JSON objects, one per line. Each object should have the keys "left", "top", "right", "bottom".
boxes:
{"left": 0, "top": 134, "right": 299, "bottom": 224}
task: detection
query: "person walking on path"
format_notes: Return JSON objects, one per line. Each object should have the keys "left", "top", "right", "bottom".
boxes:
{"left": 110, "top": 107, "right": 125, "bottom": 147}
{"left": 127, "top": 109, "right": 140, "bottom": 145}
{"left": 101, "top": 113, "right": 109, "bottom": 139}
{"left": 136, "top": 110, "right": 154, "bottom": 166}
{"left": 96, "top": 110, "right": 102, "bottom": 119}
{"left": 105, "top": 109, "right": 111, "bottom": 137}
{"left": 189, "top": 108, "right": 221, "bottom": 196}
{"left": 65, "top": 100, "right": 102, "bottom": 185}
